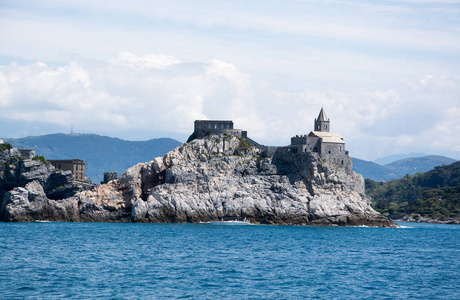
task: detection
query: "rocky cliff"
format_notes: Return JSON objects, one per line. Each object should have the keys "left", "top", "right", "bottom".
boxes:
{"left": 0, "top": 148, "right": 84, "bottom": 221}
{"left": 1, "top": 136, "right": 397, "bottom": 227}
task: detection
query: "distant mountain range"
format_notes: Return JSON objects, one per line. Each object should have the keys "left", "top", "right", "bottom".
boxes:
{"left": 372, "top": 152, "right": 427, "bottom": 165}
{"left": 3, "top": 133, "right": 457, "bottom": 183}
{"left": 353, "top": 155, "right": 458, "bottom": 182}
{"left": 5, "top": 134, "right": 182, "bottom": 183}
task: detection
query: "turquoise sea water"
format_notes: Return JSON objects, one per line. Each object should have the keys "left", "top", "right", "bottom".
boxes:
{"left": 1, "top": 222, "right": 459, "bottom": 299}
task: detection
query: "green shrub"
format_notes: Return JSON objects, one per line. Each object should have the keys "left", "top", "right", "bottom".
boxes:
{"left": 0, "top": 142, "right": 13, "bottom": 151}
{"left": 235, "top": 137, "right": 252, "bottom": 155}
{"left": 32, "top": 155, "right": 50, "bottom": 165}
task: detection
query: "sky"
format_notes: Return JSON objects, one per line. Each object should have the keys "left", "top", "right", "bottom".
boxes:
{"left": 0, "top": 0, "right": 459, "bottom": 161}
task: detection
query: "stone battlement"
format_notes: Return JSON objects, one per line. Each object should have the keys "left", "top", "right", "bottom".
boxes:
{"left": 187, "top": 120, "right": 247, "bottom": 142}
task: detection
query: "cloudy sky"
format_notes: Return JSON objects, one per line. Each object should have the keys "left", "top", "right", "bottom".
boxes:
{"left": 1, "top": 0, "right": 459, "bottom": 160}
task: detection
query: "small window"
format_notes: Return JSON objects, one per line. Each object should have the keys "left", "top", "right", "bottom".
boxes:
{"left": 341, "top": 160, "right": 344, "bottom": 165}
{"left": 328, "top": 151, "right": 331, "bottom": 154}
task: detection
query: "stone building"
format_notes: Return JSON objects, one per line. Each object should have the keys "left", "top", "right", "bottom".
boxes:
{"left": 289, "top": 107, "right": 352, "bottom": 174}
{"left": 49, "top": 159, "right": 86, "bottom": 181}
{"left": 187, "top": 120, "right": 247, "bottom": 142}
{"left": 18, "top": 149, "right": 35, "bottom": 159}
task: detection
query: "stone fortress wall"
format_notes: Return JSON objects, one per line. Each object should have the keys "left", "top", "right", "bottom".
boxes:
{"left": 187, "top": 120, "right": 247, "bottom": 142}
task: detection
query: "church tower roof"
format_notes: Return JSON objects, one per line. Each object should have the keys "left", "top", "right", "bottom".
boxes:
{"left": 317, "top": 107, "right": 327, "bottom": 121}
{"left": 314, "top": 107, "right": 330, "bottom": 132}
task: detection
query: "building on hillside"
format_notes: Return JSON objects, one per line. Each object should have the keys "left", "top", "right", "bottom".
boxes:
{"left": 18, "top": 149, "right": 35, "bottom": 159}
{"left": 289, "top": 107, "right": 352, "bottom": 173}
{"left": 0, "top": 139, "right": 4, "bottom": 144}
{"left": 187, "top": 120, "right": 247, "bottom": 142}
{"left": 49, "top": 159, "right": 86, "bottom": 181}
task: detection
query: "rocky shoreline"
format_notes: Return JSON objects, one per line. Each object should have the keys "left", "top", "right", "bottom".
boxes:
{"left": 392, "top": 215, "right": 460, "bottom": 225}
{"left": 1, "top": 136, "right": 397, "bottom": 227}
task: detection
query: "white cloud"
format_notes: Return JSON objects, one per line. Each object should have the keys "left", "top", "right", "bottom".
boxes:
{"left": 0, "top": 52, "right": 459, "bottom": 159}
{"left": 109, "top": 52, "right": 181, "bottom": 70}
{"left": 0, "top": 53, "right": 255, "bottom": 137}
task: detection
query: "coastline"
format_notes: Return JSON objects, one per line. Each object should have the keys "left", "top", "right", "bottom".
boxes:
{"left": 392, "top": 215, "right": 460, "bottom": 225}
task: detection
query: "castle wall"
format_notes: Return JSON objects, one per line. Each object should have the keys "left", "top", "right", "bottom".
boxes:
{"left": 194, "top": 120, "right": 233, "bottom": 131}
{"left": 306, "top": 137, "right": 320, "bottom": 152}
{"left": 320, "top": 142, "right": 345, "bottom": 156}
{"left": 291, "top": 135, "right": 307, "bottom": 145}
{"left": 188, "top": 120, "right": 247, "bottom": 142}
{"left": 290, "top": 136, "right": 321, "bottom": 153}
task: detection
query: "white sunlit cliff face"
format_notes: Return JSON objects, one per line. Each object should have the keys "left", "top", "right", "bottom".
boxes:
{"left": 85, "top": 135, "right": 396, "bottom": 227}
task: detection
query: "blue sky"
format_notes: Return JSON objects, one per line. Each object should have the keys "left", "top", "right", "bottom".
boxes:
{"left": 0, "top": 0, "right": 459, "bottom": 160}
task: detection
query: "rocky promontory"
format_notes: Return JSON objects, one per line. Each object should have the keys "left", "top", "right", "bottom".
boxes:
{"left": 0, "top": 148, "right": 84, "bottom": 221}
{"left": 1, "top": 136, "right": 397, "bottom": 227}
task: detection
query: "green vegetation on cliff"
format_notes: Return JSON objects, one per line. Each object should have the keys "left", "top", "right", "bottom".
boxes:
{"left": 366, "top": 161, "right": 460, "bottom": 219}
{"left": 0, "top": 142, "right": 13, "bottom": 151}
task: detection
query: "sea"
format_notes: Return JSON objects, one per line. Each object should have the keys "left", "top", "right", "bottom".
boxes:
{"left": 1, "top": 222, "right": 459, "bottom": 300}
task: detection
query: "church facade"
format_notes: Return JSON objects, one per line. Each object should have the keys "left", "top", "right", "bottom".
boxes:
{"left": 289, "top": 108, "right": 352, "bottom": 174}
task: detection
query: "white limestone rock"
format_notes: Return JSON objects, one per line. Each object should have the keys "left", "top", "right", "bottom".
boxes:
{"left": 108, "top": 134, "right": 396, "bottom": 227}
{"left": 1, "top": 187, "right": 31, "bottom": 221}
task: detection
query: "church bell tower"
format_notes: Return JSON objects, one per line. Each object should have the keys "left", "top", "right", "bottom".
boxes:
{"left": 314, "top": 107, "right": 330, "bottom": 132}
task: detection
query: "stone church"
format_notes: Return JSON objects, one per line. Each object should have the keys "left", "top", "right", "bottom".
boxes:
{"left": 289, "top": 107, "right": 352, "bottom": 174}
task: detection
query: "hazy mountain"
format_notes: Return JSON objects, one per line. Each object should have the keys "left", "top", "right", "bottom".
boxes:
{"left": 352, "top": 158, "right": 396, "bottom": 182}
{"left": 353, "top": 155, "right": 457, "bottom": 182}
{"left": 384, "top": 155, "right": 457, "bottom": 178}
{"left": 5, "top": 133, "right": 182, "bottom": 183}
{"left": 373, "top": 152, "right": 427, "bottom": 165}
